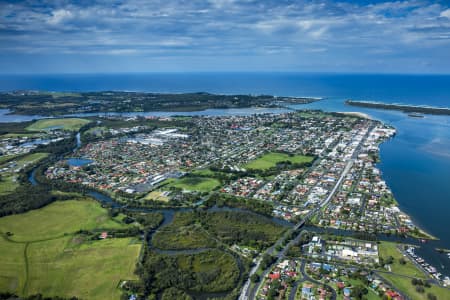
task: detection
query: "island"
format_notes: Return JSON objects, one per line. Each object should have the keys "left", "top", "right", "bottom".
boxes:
{"left": 346, "top": 99, "right": 450, "bottom": 115}
{"left": 0, "top": 93, "right": 449, "bottom": 300}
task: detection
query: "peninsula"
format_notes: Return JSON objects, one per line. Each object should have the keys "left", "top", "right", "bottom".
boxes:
{"left": 346, "top": 99, "right": 450, "bottom": 115}
{"left": 0, "top": 91, "right": 319, "bottom": 116}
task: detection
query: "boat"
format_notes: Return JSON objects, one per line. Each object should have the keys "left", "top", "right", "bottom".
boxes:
{"left": 408, "top": 113, "right": 425, "bottom": 118}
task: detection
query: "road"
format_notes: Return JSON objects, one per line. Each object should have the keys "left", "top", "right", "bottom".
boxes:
{"left": 241, "top": 124, "right": 374, "bottom": 300}
{"left": 242, "top": 158, "right": 354, "bottom": 299}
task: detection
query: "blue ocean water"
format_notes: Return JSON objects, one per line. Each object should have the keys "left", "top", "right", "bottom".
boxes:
{"left": 1, "top": 73, "right": 450, "bottom": 269}
{"left": 1, "top": 73, "right": 450, "bottom": 106}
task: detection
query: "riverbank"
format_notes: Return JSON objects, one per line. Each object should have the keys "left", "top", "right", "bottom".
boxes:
{"left": 338, "top": 111, "right": 372, "bottom": 119}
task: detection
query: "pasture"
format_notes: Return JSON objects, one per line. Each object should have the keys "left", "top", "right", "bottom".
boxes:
{"left": 26, "top": 118, "right": 91, "bottom": 132}
{"left": 0, "top": 199, "right": 140, "bottom": 299}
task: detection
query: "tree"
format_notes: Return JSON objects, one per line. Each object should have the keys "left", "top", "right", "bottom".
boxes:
{"left": 427, "top": 293, "right": 437, "bottom": 300}
{"left": 385, "top": 256, "right": 394, "bottom": 265}
{"left": 350, "top": 285, "right": 368, "bottom": 299}
{"left": 250, "top": 274, "right": 260, "bottom": 283}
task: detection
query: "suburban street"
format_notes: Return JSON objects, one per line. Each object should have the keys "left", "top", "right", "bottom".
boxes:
{"left": 242, "top": 157, "right": 355, "bottom": 300}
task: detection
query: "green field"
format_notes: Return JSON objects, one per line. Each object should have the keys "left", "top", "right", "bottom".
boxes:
{"left": 26, "top": 118, "right": 91, "bottom": 132}
{"left": 164, "top": 176, "right": 221, "bottom": 192}
{"left": 376, "top": 245, "right": 450, "bottom": 300}
{"left": 0, "top": 175, "right": 19, "bottom": 195}
{"left": 243, "top": 152, "right": 314, "bottom": 170}
{"left": 15, "top": 152, "right": 48, "bottom": 165}
{"left": 0, "top": 154, "right": 20, "bottom": 164}
{"left": 26, "top": 237, "right": 140, "bottom": 299}
{"left": 0, "top": 199, "right": 128, "bottom": 242}
{"left": 0, "top": 199, "right": 140, "bottom": 299}
{"left": 378, "top": 242, "right": 426, "bottom": 278}
{"left": 380, "top": 273, "right": 449, "bottom": 300}
{"left": 144, "top": 190, "right": 170, "bottom": 202}
{"left": 0, "top": 152, "right": 48, "bottom": 195}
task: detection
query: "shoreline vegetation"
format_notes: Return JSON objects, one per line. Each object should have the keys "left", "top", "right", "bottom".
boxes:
{"left": 346, "top": 100, "right": 450, "bottom": 115}
{"left": 0, "top": 90, "right": 320, "bottom": 116}
{"left": 338, "top": 111, "right": 372, "bottom": 119}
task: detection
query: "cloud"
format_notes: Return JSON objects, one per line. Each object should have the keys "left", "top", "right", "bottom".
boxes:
{"left": 441, "top": 9, "right": 450, "bottom": 19}
{"left": 47, "top": 9, "right": 73, "bottom": 25}
{"left": 0, "top": 0, "right": 449, "bottom": 73}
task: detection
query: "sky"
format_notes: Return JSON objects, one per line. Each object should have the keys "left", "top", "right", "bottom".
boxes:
{"left": 1, "top": 0, "right": 450, "bottom": 74}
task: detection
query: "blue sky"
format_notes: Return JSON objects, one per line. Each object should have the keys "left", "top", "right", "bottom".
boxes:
{"left": 1, "top": 0, "right": 450, "bottom": 74}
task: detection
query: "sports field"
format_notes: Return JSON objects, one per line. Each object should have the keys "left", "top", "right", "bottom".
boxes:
{"left": 26, "top": 118, "right": 91, "bottom": 132}
{"left": 164, "top": 176, "right": 221, "bottom": 192}
{"left": 243, "top": 152, "right": 314, "bottom": 170}
{"left": 0, "top": 199, "right": 141, "bottom": 299}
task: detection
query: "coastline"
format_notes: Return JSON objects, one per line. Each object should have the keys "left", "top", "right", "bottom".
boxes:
{"left": 374, "top": 126, "right": 437, "bottom": 241}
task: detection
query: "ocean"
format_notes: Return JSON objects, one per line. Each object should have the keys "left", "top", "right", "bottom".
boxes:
{"left": 1, "top": 72, "right": 450, "bottom": 271}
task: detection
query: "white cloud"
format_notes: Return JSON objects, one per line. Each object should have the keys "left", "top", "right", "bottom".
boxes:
{"left": 47, "top": 9, "right": 73, "bottom": 25}
{"left": 1, "top": 0, "right": 450, "bottom": 72}
{"left": 440, "top": 9, "right": 450, "bottom": 19}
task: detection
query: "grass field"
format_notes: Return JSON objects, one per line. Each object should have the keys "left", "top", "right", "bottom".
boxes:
{"left": 0, "top": 174, "right": 19, "bottom": 195}
{"left": 164, "top": 176, "right": 221, "bottom": 192}
{"left": 243, "top": 152, "right": 314, "bottom": 170}
{"left": 0, "top": 154, "right": 20, "bottom": 164}
{"left": 380, "top": 273, "right": 449, "bottom": 300}
{"left": 378, "top": 242, "right": 426, "bottom": 278}
{"left": 191, "top": 168, "right": 217, "bottom": 177}
{"left": 0, "top": 199, "right": 128, "bottom": 242}
{"left": 144, "top": 190, "right": 170, "bottom": 202}
{"left": 26, "top": 118, "right": 91, "bottom": 132}
{"left": 15, "top": 152, "right": 48, "bottom": 165}
{"left": 0, "top": 236, "right": 26, "bottom": 293}
{"left": 26, "top": 237, "right": 140, "bottom": 299}
{"left": 0, "top": 199, "right": 140, "bottom": 299}
{"left": 0, "top": 152, "right": 48, "bottom": 195}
